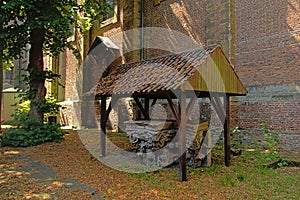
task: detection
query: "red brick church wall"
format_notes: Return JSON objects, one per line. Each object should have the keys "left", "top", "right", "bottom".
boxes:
{"left": 233, "top": 0, "right": 300, "bottom": 150}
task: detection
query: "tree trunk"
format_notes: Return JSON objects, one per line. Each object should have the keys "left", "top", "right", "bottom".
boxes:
{"left": 0, "top": 0, "right": 3, "bottom": 130}
{"left": 0, "top": 52, "right": 3, "bottom": 129}
{"left": 28, "top": 29, "right": 46, "bottom": 122}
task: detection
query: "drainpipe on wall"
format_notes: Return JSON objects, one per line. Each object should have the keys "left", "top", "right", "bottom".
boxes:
{"left": 140, "top": 0, "right": 145, "bottom": 61}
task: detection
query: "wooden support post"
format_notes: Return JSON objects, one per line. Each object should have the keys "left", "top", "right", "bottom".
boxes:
{"left": 224, "top": 95, "right": 231, "bottom": 167}
{"left": 100, "top": 96, "right": 107, "bottom": 156}
{"left": 179, "top": 90, "right": 187, "bottom": 182}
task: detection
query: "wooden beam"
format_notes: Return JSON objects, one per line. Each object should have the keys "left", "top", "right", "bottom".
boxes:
{"left": 224, "top": 95, "right": 231, "bottom": 166}
{"left": 210, "top": 96, "right": 225, "bottom": 121}
{"left": 151, "top": 98, "right": 157, "bottom": 107}
{"left": 134, "top": 97, "right": 150, "bottom": 120}
{"left": 179, "top": 90, "right": 187, "bottom": 182}
{"left": 104, "top": 96, "right": 119, "bottom": 125}
{"left": 215, "top": 96, "right": 226, "bottom": 118}
{"left": 100, "top": 96, "right": 107, "bottom": 156}
{"left": 104, "top": 101, "right": 112, "bottom": 123}
{"left": 166, "top": 94, "right": 180, "bottom": 124}
{"left": 186, "top": 95, "right": 198, "bottom": 120}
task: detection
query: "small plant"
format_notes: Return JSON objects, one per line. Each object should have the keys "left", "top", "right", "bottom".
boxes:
{"left": 277, "top": 158, "right": 289, "bottom": 168}
{"left": 261, "top": 121, "right": 279, "bottom": 151}
{"left": 237, "top": 174, "right": 245, "bottom": 181}
{"left": 260, "top": 121, "right": 281, "bottom": 161}
{"left": 230, "top": 126, "right": 243, "bottom": 148}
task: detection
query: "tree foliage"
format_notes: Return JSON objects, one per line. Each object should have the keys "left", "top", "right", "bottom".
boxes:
{"left": 1, "top": 0, "right": 109, "bottom": 58}
{"left": 0, "top": 0, "right": 109, "bottom": 121}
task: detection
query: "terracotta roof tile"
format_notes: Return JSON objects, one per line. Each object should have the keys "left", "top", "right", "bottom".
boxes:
{"left": 95, "top": 46, "right": 211, "bottom": 96}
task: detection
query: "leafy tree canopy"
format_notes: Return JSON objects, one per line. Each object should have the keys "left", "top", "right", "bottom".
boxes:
{"left": 0, "top": 0, "right": 111, "bottom": 121}
{"left": 0, "top": 0, "right": 110, "bottom": 59}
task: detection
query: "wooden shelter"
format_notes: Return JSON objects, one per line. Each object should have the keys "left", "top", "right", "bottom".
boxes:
{"left": 94, "top": 45, "right": 247, "bottom": 181}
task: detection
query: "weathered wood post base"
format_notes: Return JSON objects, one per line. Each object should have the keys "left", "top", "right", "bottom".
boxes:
{"left": 179, "top": 90, "right": 187, "bottom": 182}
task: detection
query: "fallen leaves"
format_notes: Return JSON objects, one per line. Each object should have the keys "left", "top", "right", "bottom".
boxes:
{"left": 1, "top": 130, "right": 299, "bottom": 199}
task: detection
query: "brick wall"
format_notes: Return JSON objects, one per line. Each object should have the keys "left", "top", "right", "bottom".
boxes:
{"left": 231, "top": 100, "right": 300, "bottom": 151}
{"left": 235, "top": 0, "right": 300, "bottom": 86}
{"left": 143, "top": 0, "right": 207, "bottom": 58}
{"left": 234, "top": 0, "right": 300, "bottom": 150}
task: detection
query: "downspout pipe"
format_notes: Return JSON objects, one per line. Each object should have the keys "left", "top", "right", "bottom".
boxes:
{"left": 140, "top": 0, "right": 144, "bottom": 61}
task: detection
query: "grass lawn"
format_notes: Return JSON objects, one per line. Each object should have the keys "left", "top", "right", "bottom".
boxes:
{"left": 0, "top": 130, "right": 299, "bottom": 199}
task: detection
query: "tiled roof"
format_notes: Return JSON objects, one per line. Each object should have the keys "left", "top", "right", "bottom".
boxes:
{"left": 95, "top": 45, "right": 247, "bottom": 97}
{"left": 95, "top": 47, "right": 212, "bottom": 96}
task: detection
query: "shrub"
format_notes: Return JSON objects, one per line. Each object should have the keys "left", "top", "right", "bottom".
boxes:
{"left": 1, "top": 121, "right": 66, "bottom": 147}
{"left": 1, "top": 95, "right": 66, "bottom": 147}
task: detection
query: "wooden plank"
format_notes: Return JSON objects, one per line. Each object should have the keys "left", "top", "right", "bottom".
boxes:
{"left": 134, "top": 97, "right": 150, "bottom": 120}
{"left": 224, "top": 95, "right": 231, "bottom": 166}
{"left": 179, "top": 90, "right": 187, "bottom": 182}
{"left": 100, "top": 96, "right": 107, "bottom": 156}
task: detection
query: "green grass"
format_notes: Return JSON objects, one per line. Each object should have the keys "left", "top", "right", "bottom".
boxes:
{"left": 122, "top": 147, "right": 300, "bottom": 199}
{"left": 236, "top": 151, "right": 300, "bottom": 199}
{"left": 106, "top": 132, "right": 299, "bottom": 199}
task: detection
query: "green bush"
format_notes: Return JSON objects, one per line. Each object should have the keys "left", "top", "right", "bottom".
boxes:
{"left": 1, "top": 94, "right": 66, "bottom": 147}
{"left": 1, "top": 122, "right": 66, "bottom": 147}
